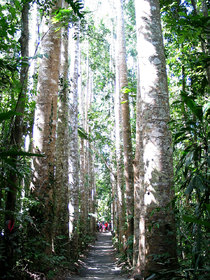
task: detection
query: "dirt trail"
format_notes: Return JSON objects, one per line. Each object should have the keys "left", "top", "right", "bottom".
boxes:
{"left": 68, "top": 232, "right": 129, "bottom": 280}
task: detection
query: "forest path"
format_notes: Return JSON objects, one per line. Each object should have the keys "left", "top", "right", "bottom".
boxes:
{"left": 68, "top": 232, "right": 129, "bottom": 280}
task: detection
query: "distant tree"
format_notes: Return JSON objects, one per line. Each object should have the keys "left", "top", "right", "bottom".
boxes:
{"left": 79, "top": 45, "right": 90, "bottom": 243}
{"left": 68, "top": 24, "right": 80, "bottom": 258}
{"left": 133, "top": 60, "right": 143, "bottom": 267}
{"left": 114, "top": 35, "right": 126, "bottom": 249}
{"left": 116, "top": 0, "right": 134, "bottom": 248}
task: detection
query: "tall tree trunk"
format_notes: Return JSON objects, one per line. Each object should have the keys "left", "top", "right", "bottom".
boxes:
{"left": 109, "top": 20, "right": 118, "bottom": 235}
{"left": 31, "top": 0, "right": 62, "bottom": 254}
{"left": 54, "top": 22, "right": 70, "bottom": 255}
{"left": 111, "top": 171, "right": 117, "bottom": 232}
{"left": 135, "top": 0, "right": 177, "bottom": 277}
{"left": 84, "top": 63, "right": 93, "bottom": 236}
{"left": 110, "top": 128, "right": 117, "bottom": 233}
{"left": 133, "top": 62, "right": 144, "bottom": 266}
{"left": 89, "top": 138, "right": 96, "bottom": 235}
{"left": 116, "top": 0, "right": 134, "bottom": 246}
{"left": 69, "top": 25, "right": 80, "bottom": 259}
{"left": 79, "top": 52, "right": 89, "bottom": 242}
{"left": 79, "top": 138, "right": 87, "bottom": 242}
{"left": 114, "top": 49, "right": 126, "bottom": 250}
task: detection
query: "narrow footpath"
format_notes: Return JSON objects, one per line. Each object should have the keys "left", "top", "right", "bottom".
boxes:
{"left": 68, "top": 232, "right": 129, "bottom": 280}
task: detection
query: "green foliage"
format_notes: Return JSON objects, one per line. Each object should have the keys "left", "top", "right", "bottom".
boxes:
{"left": 0, "top": 0, "right": 209, "bottom": 279}
{"left": 162, "top": 1, "right": 210, "bottom": 279}
{"left": 52, "top": 0, "right": 85, "bottom": 28}
{"left": 95, "top": 166, "right": 112, "bottom": 222}
{"left": 65, "top": 0, "right": 84, "bottom": 18}
{"left": 0, "top": 110, "right": 22, "bottom": 122}
{"left": 52, "top": 8, "right": 79, "bottom": 26}
{"left": 124, "top": 0, "right": 137, "bottom": 58}
{"left": 78, "top": 126, "right": 92, "bottom": 141}
{"left": 0, "top": 1, "right": 20, "bottom": 52}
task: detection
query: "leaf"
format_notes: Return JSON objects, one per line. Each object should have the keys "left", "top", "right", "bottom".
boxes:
{"left": 185, "top": 175, "right": 205, "bottom": 196}
{"left": 171, "top": 100, "right": 182, "bottom": 106}
{"left": 0, "top": 150, "right": 45, "bottom": 158}
{"left": 146, "top": 274, "right": 156, "bottom": 280}
{"left": 184, "top": 151, "right": 194, "bottom": 168}
{"left": 185, "top": 179, "right": 194, "bottom": 196}
{"left": 205, "top": 204, "right": 210, "bottom": 213}
{"left": 203, "top": 102, "right": 210, "bottom": 119}
{"left": 174, "top": 131, "right": 186, "bottom": 142}
{"left": 78, "top": 126, "right": 91, "bottom": 141}
{"left": 130, "top": 94, "right": 136, "bottom": 98}
{"left": 183, "top": 215, "right": 210, "bottom": 228}
{"left": 181, "top": 92, "right": 203, "bottom": 121}
{"left": 65, "top": 0, "right": 84, "bottom": 18}
{"left": 0, "top": 111, "right": 22, "bottom": 123}
{"left": 121, "top": 87, "right": 130, "bottom": 94}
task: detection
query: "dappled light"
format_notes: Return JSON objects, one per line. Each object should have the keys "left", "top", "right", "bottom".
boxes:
{"left": 70, "top": 232, "right": 125, "bottom": 280}
{"left": 0, "top": 0, "right": 209, "bottom": 279}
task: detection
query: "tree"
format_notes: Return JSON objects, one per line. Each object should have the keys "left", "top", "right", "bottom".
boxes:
{"left": 134, "top": 0, "right": 178, "bottom": 277}
{"left": 68, "top": 24, "right": 80, "bottom": 258}
{"left": 79, "top": 42, "right": 91, "bottom": 245}
{"left": 116, "top": 0, "right": 134, "bottom": 248}
{"left": 114, "top": 33, "right": 126, "bottom": 249}
{"left": 54, "top": 18, "right": 70, "bottom": 256}
{"left": 1, "top": 0, "right": 209, "bottom": 278}
{"left": 31, "top": 0, "right": 62, "bottom": 254}
{"left": 133, "top": 62, "right": 144, "bottom": 267}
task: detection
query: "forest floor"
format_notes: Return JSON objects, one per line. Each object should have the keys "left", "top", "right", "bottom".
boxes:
{"left": 67, "top": 232, "right": 131, "bottom": 280}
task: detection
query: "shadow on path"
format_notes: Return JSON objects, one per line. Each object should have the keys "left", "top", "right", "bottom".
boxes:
{"left": 68, "top": 232, "right": 128, "bottom": 280}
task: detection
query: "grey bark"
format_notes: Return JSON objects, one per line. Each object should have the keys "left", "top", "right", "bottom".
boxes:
{"left": 116, "top": 0, "right": 134, "bottom": 243}
{"left": 135, "top": 0, "right": 177, "bottom": 277}
{"left": 54, "top": 22, "right": 70, "bottom": 254}
{"left": 114, "top": 42, "right": 126, "bottom": 249}
{"left": 133, "top": 61, "right": 144, "bottom": 267}
{"left": 69, "top": 25, "right": 80, "bottom": 259}
{"left": 31, "top": 0, "right": 62, "bottom": 254}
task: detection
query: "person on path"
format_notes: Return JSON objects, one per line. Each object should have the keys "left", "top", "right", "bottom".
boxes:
{"left": 102, "top": 221, "right": 105, "bottom": 232}
{"left": 105, "top": 221, "right": 108, "bottom": 231}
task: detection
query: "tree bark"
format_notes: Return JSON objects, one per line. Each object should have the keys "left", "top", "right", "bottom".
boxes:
{"left": 79, "top": 138, "right": 87, "bottom": 240}
{"left": 85, "top": 63, "right": 94, "bottom": 236}
{"left": 114, "top": 43, "right": 126, "bottom": 249}
{"left": 79, "top": 52, "right": 90, "bottom": 241}
{"left": 135, "top": 0, "right": 177, "bottom": 277}
{"left": 133, "top": 62, "right": 144, "bottom": 266}
{"left": 31, "top": 0, "right": 62, "bottom": 254}
{"left": 68, "top": 25, "right": 80, "bottom": 259}
{"left": 54, "top": 21, "right": 70, "bottom": 255}
{"left": 89, "top": 137, "right": 96, "bottom": 235}
{"left": 116, "top": 0, "right": 134, "bottom": 246}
